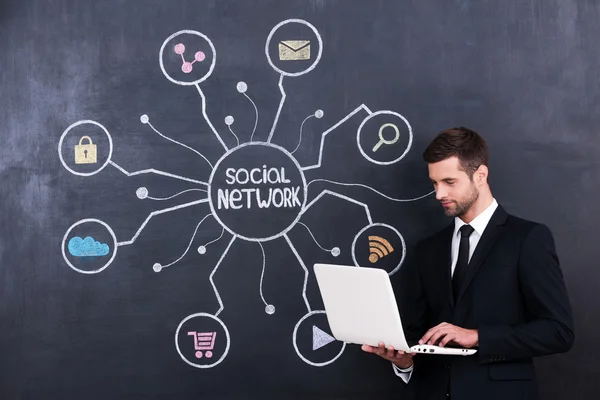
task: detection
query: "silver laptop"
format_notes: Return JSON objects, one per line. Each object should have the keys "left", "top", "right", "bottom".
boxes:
{"left": 313, "top": 263, "right": 477, "bottom": 356}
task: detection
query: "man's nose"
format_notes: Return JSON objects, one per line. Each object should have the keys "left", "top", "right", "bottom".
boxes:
{"left": 435, "top": 188, "right": 447, "bottom": 201}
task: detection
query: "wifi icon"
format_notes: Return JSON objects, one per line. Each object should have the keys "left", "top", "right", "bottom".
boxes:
{"left": 368, "top": 236, "right": 394, "bottom": 263}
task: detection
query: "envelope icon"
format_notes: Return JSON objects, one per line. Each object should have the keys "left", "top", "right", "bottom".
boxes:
{"left": 278, "top": 40, "right": 311, "bottom": 61}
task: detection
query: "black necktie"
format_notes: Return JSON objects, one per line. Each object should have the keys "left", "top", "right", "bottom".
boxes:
{"left": 453, "top": 224, "right": 475, "bottom": 302}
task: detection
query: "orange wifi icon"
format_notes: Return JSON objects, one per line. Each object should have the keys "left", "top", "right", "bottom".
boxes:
{"left": 368, "top": 236, "right": 394, "bottom": 263}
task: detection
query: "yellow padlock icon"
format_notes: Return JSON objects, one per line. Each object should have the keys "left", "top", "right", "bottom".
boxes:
{"left": 74, "top": 136, "right": 97, "bottom": 164}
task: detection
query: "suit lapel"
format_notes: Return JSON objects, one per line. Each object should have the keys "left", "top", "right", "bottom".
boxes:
{"left": 455, "top": 205, "right": 508, "bottom": 304}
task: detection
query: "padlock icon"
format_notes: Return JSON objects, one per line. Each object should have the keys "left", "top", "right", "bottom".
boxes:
{"left": 74, "top": 136, "right": 97, "bottom": 164}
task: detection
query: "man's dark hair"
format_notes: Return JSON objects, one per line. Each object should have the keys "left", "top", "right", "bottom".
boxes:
{"left": 422, "top": 127, "right": 489, "bottom": 179}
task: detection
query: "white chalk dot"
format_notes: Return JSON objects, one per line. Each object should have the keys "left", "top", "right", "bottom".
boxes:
{"left": 331, "top": 247, "right": 341, "bottom": 257}
{"left": 315, "top": 109, "right": 324, "bottom": 119}
{"left": 136, "top": 187, "right": 148, "bottom": 199}
{"left": 236, "top": 81, "right": 248, "bottom": 93}
{"left": 225, "top": 116, "right": 234, "bottom": 126}
{"left": 140, "top": 114, "right": 149, "bottom": 124}
{"left": 198, "top": 246, "right": 207, "bottom": 255}
{"left": 265, "top": 305, "right": 275, "bottom": 315}
{"left": 153, "top": 263, "right": 162, "bottom": 272}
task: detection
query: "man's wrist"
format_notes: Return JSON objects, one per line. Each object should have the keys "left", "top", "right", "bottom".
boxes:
{"left": 471, "top": 329, "right": 479, "bottom": 347}
{"left": 393, "top": 360, "right": 414, "bottom": 370}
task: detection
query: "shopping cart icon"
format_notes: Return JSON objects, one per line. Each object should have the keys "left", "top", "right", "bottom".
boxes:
{"left": 188, "top": 331, "right": 217, "bottom": 358}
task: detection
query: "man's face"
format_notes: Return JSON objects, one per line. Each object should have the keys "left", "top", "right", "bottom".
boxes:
{"left": 428, "top": 156, "right": 479, "bottom": 218}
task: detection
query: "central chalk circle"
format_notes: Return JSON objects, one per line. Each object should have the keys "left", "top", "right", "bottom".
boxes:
{"left": 208, "top": 142, "right": 307, "bottom": 242}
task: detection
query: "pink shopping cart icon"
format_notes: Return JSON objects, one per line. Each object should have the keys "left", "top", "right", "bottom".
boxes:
{"left": 188, "top": 331, "right": 217, "bottom": 359}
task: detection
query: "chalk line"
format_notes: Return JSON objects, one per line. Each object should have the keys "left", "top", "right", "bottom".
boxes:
{"left": 301, "top": 104, "right": 372, "bottom": 171}
{"left": 117, "top": 198, "right": 209, "bottom": 246}
{"left": 212, "top": 235, "right": 237, "bottom": 317}
{"left": 109, "top": 160, "right": 208, "bottom": 186}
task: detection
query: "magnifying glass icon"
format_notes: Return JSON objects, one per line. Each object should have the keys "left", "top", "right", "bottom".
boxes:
{"left": 372, "top": 123, "right": 400, "bottom": 152}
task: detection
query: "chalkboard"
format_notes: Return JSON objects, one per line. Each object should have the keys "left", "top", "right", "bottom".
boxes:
{"left": 1, "top": 0, "right": 598, "bottom": 399}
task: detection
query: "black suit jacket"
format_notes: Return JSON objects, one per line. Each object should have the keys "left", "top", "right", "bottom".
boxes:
{"left": 399, "top": 205, "right": 574, "bottom": 400}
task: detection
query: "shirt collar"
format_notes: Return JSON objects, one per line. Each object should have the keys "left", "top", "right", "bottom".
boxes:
{"left": 453, "top": 198, "right": 498, "bottom": 237}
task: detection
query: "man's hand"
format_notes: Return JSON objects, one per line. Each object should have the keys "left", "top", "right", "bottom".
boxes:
{"left": 361, "top": 342, "right": 415, "bottom": 369}
{"left": 419, "top": 322, "right": 478, "bottom": 348}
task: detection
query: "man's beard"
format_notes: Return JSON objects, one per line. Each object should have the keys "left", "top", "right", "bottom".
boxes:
{"left": 444, "top": 184, "right": 479, "bottom": 217}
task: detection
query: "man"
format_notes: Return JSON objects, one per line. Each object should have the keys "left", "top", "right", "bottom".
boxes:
{"left": 362, "top": 127, "right": 574, "bottom": 399}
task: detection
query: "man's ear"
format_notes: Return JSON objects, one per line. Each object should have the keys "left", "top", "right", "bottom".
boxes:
{"left": 475, "top": 165, "right": 488, "bottom": 186}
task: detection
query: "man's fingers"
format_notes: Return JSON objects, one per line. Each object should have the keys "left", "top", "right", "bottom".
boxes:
{"left": 439, "top": 333, "right": 456, "bottom": 347}
{"left": 362, "top": 342, "right": 416, "bottom": 362}
{"left": 428, "top": 328, "right": 451, "bottom": 345}
{"left": 386, "top": 346, "right": 396, "bottom": 358}
{"left": 419, "top": 328, "right": 435, "bottom": 344}
{"left": 369, "top": 342, "right": 385, "bottom": 356}
{"left": 421, "top": 326, "right": 443, "bottom": 344}
{"left": 420, "top": 323, "right": 447, "bottom": 344}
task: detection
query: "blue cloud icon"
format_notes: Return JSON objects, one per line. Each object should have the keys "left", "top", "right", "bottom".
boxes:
{"left": 68, "top": 236, "right": 110, "bottom": 257}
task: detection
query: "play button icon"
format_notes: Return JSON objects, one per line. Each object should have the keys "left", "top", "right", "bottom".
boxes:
{"left": 293, "top": 310, "right": 346, "bottom": 367}
{"left": 313, "top": 325, "right": 335, "bottom": 350}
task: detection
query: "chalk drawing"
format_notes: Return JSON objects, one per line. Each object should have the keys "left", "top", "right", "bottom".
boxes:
{"left": 284, "top": 233, "right": 311, "bottom": 313}
{"left": 68, "top": 236, "right": 109, "bottom": 257}
{"left": 109, "top": 160, "right": 208, "bottom": 186}
{"left": 265, "top": 19, "right": 323, "bottom": 142}
{"left": 301, "top": 189, "right": 373, "bottom": 225}
{"left": 175, "top": 313, "right": 230, "bottom": 369}
{"left": 265, "top": 19, "right": 323, "bottom": 77}
{"left": 293, "top": 310, "right": 346, "bottom": 367}
{"left": 139, "top": 188, "right": 207, "bottom": 201}
{"left": 61, "top": 219, "right": 117, "bottom": 274}
{"left": 207, "top": 141, "right": 307, "bottom": 242}
{"left": 153, "top": 214, "right": 213, "bottom": 272}
{"left": 267, "top": 74, "right": 286, "bottom": 143}
{"left": 198, "top": 227, "right": 224, "bottom": 254}
{"left": 296, "top": 222, "right": 339, "bottom": 257}
{"left": 211, "top": 235, "right": 236, "bottom": 317}
{"left": 187, "top": 331, "right": 215, "bottom": 358}
{"left": 235, "top": 81, "right": 259, "bottom": 142}
{"left": 173, "top": 42, "right": 206, "bottom": 74}
{"left": 257, "top": 241, "right": 275, "bottom": 315}
{"left": 301, "top": 104, "right": 373, "bottom": 171}
{"left": 278, "top": 40, "right": 311, "bottom": 61}
{"left": 372, "top": 123, "right": 400, "bottom": 152}
{"left": 117, "top": 198, "right": 209, "bottom": 247}
{"left": 159, "top": 30, "right": 216, "bottom": 86}
{"left": 307, "top": 179, "right": 434, "bottom": 203}
{"left": 368, "top": 236, "right": 394, "bottom": 263}
{"left": 58, "top": 120, "right": 113, "bottom": 176}
{"left": 59, "top": 18, "right": 432, "bottom": 370}
{"left": 224, "top": 116, "right": 240, "bottom": 147}
{"left": 291, "top": 109, "right": 323, "bottom": 154}
{"left": 313, "top": 325, "right": 335, "bottom": 350}
{"left": 352, "top": 223, "right": 406, "bottom": 276}
{"left": 195, "top": 84, "right": 230, "bottom": 152}
{"left": 140, "top": 114, "right": 213, "bottom": 169}
{"left": 73, "top": 136, "right": 97, "bottom": 164}
{"left": 357, "top": 110, "right": 413, "bottom": 165}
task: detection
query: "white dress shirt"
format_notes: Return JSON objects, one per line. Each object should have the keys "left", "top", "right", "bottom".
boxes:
{"left": 392, "top": 198, "right": 499, "bottom": 383}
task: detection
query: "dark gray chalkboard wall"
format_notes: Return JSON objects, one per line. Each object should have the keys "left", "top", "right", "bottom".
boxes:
{"left": 1, "top": 0, "right": 598, "bottom": 399}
